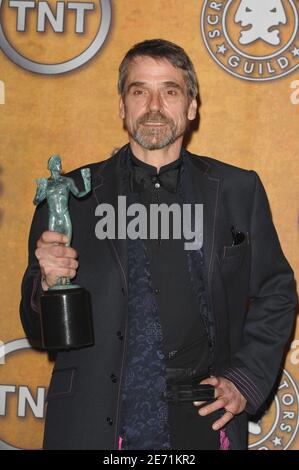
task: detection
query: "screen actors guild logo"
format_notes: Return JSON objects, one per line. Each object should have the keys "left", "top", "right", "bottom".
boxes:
{"left": 236, "top": 0, "right": 287, "bottom": 46}
{"left": 0, "top": 0, "right": 111, "bottom": 74}
{"left": 248, "top": 369, "right": 299, "bottom": 450}
{"left": 201, "top": 0, "right": 299, "bottom": 81}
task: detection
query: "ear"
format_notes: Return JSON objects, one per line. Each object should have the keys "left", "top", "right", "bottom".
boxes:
{"left": 187, "top": 99, "right": 197, "bottom": 121}
{"left": 119, "top": 96, "right": 125, "bottom": 119}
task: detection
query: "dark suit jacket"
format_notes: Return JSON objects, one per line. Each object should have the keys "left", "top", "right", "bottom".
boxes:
{"left": 20, "top": 144, "right": 297, "bottom": 449}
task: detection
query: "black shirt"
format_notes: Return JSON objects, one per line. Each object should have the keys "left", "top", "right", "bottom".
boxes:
{"left": 128, "top": 149, "right": 219, "bottom": 450}
{"left": 129, "top": 150, "right": 210, "bottom": 373}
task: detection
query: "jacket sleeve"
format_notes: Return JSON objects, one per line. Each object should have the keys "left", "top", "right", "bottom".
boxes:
{"left": 20, "top": 200, "right": 48, "bottom": 348}
{"left": 224, "top": 171, "right": 297, "bottom": 415}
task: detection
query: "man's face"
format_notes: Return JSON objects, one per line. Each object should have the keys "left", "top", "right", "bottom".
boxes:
{"left": 119, "top": 56, "right": 197, "bottom": 151}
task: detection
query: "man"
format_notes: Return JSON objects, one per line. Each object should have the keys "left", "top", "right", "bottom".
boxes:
{"left": 20, "top": 39, "right": 297, "bottom": 450}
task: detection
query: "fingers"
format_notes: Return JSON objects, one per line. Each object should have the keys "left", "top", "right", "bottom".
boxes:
{"left": 37, "top": 231, "right": 68, "bottom": 246}
{"left": 39, "top": 256, "right": 78, "bottom": 271}
{"left": 211, "top": 411, "right": 235, "bottom": 431}
{"left": 43, "top": 267, "right": 78, "bottom": 281}
{"left": 35, "top": 231, "right": 78, "bottom": 289}
{"left": 41, "top": 267, "right": 77, "bottom": 290}
{"left": 193, "top": 376, "right": 247, "bottom": 431}
{"left": 36, "top": 245, "right": 77, "bottom": 260}
{"left": 199, "top": 376, "right": 220, "bottom": 387}
{"left": 195, "top": 395, "right": 234, "bottom": 431}
{"left": 193, "top": 400, "right": 206, "bottom": 407}
{"left": 197, "top": 396, "right": 227, "bottom": 417}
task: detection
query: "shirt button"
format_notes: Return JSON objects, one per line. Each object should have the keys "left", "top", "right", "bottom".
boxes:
{"left": 154, "top": 182, "right": 160, "bottom": 189}
{"left": 106, "top": 417, "right": 113, "bottom": 425}
{"left": 110, "top": 374, "right": 117, "bottom": 383}
{"left": 154, "top": 288, "right": 160, "bottom": 294}
{"left": 117, "top": 331, "right": 123, "bottom": 340}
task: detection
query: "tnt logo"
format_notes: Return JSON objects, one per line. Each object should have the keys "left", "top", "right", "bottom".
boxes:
{"left": 0, "top": 0, "right": 112, "bottom": 74}
{"left": 0, "top": 385, "right": 45, "bottom": 418}
{"left": 9, "top": 1, "right": 95, "bottom": 33}
{"left": 0, "top": 339, "right": 52, "bottom": 450}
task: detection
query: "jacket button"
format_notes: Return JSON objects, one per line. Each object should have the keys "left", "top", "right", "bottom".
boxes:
{"left": 110, "top": 374, "right": 117, "bottom": 383}
{"left": 117, "top": 331, "right": 123, "bottom": 340}
{"left": 107, "top": 417, "right": 113, "bottom": 425}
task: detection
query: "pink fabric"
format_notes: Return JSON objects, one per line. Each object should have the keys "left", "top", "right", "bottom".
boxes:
{"left": 118, "top": 432, "right": 230, "bottom": 450}
{"left": 220, "top": 429, "right": 230, "bottom": 450}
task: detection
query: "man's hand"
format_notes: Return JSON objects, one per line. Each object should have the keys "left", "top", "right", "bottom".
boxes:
{"left": 35, "top": 231, "right": 78, "bottom": 290}
{"left": 193, "top": 376, "right": 247, "bottom": 430}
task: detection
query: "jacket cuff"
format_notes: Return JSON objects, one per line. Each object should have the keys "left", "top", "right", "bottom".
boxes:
{"left": 223, "top": 367, "right": 265, "bottom": 415}
{"left": 30, "top": 271, "right": 43, "bottom": 314}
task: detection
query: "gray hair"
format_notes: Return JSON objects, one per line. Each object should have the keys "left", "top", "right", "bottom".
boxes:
{"left": 118, "top": 39, "right": 199, "bottom": 100}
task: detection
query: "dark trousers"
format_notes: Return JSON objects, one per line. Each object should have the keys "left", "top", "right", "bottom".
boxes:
{"left": 168, "top": 401, "right": 219, "bottom": 450}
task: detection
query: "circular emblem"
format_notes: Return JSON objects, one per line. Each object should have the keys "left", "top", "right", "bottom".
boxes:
{"left": 248, "top": 369, "right": 299, "bottom": 450}
{"left": 201, "top": 0, "right": 299, "bottom": 81}
{"left": 0, "top": 0, "right": 111, "bottom": 74}
{"left": 0, "top": 338, "right": 51, "bottom": 450}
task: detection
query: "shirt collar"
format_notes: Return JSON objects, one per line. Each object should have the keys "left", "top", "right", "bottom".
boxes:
{"left": 129, "top": 146, "right": 183, "bottom": 176}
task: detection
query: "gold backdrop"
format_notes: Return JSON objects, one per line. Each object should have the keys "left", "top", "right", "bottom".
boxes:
{"left": 0, "top": 0, "right": 298, "bottom": 450}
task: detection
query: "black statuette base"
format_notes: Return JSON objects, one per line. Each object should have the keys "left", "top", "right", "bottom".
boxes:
{"left": 40, "top": 287, "right": 94, "bottom": 350}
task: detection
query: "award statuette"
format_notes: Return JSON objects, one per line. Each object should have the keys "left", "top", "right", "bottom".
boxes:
{"left": 33, "top": 155, "right": 94, "bottom": 350}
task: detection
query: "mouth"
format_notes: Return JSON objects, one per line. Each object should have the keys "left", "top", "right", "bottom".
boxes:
{"left": 142, "top": 122, "right": 166, "bottom": 129}
{"left": 142, "top": 122, "right": 167, "bottom": 126}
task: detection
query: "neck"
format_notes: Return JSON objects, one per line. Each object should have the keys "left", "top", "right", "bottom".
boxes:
{"left": 51, "top": 171, "right": 60, "bottom": 180}
{"left": 129, "top": 137, "right": 183, "bottom": 173}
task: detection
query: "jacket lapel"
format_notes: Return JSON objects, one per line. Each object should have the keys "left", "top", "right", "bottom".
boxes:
{"left": 187, "top": 153, "right": 221, "bottom": 287}
{"left": 92, "top": 146, "right": 129, "bottom": 295}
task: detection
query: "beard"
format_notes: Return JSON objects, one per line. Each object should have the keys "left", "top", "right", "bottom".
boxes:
{"left": 126, "top": 111, "right": 186, "bottom": 150}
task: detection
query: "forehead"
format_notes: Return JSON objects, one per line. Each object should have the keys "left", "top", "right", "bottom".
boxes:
{"left": 125, "top": 56, "right": 187, "bottom": 88}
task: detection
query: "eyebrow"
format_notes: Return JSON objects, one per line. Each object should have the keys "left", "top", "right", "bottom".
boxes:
{"left": 126, "top": 81, "right": 184, "bottom": 93}
{"left": 126, "top": 81, "right": 146, "bottom": 92}
{"left": 162, "top": 81, "right": 184, "bottom": 91}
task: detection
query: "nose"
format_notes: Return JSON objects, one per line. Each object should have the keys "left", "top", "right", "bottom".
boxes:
{"left": 148, "top": 90, "right": 162, "bottom": 112}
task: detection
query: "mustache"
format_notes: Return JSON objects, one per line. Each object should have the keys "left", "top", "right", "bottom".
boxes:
{"left": 137, "top": 112, "right": 172, "bottom": 125}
